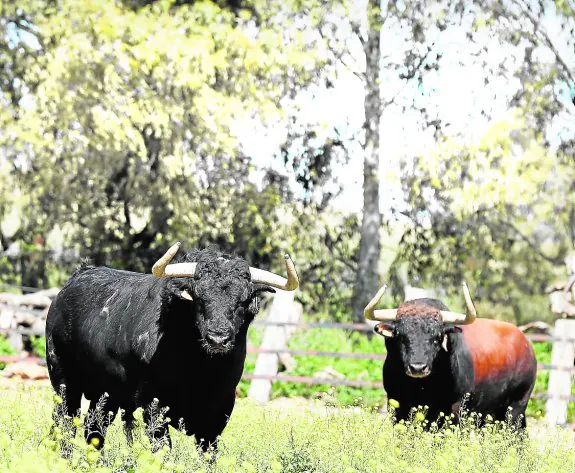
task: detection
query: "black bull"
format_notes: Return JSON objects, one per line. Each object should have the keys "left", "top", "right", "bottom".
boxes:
{"left": 45, "top": 245, "right": 298, "bottom": 451}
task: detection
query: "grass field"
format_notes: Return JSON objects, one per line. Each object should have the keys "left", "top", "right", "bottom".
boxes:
{"left": 0, "top": 385, "right": 574, "bottom": 473}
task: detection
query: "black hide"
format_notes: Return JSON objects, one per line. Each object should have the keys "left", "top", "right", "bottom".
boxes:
{"left": 382, "top": 322, "right": 474, "bottom": 423}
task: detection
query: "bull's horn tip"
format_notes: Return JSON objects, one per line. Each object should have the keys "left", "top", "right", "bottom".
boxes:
{"left": 175, "top": 241, "right": 181, "bottom": 247}
{"left": 284, "top": 253, "right": 291, "bottom": 260}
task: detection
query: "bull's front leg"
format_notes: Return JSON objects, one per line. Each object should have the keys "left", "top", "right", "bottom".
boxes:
{"left": 192, "top": 393, "right": 236, "bottom": 453}
{"left": 84, "top": 394, "right": 119, "bottom": 450}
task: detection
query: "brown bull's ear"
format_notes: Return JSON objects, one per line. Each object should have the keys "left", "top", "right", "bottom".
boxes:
{"left": 441, "top": 334, "right": 449, "bottom": 352}
{"left": 444, "top": 326, "right": 462, "bottom": 334}
{"left": 441, "top": 326, "right": 462, "bottom": 352}
{"left": 374, "top": 322, "right": 395, "bottom": 338}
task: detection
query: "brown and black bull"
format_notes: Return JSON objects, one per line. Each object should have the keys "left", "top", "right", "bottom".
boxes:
{"left": 365, "top": 283, "right": 537, "bottom": 428}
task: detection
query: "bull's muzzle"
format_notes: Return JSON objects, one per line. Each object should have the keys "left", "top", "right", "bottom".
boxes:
{"left": 203, "top": 330, "right": 235, "bottom": 355}
{"left": 407, "top": 363, "right": 431, "bottom": 378}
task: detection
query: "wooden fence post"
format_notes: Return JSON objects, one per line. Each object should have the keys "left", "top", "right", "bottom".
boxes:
{"left": 545, "top": 318, "right": 575, "bottom": 425}
{"left": 248, "top": 290, "right": 301, "bottom": 405}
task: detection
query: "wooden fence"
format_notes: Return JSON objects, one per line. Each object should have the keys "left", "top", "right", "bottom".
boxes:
{"left": 245, "top": 320, "right": 575, "bottom": 406}
{"left": 1, "top": 283, "right": 574, "bottom": 426}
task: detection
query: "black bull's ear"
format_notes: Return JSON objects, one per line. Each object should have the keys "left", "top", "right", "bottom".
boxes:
{"left": 252, "top": 283, "right": 276, "bottom": 295}
{"left": 248, "top": 284, "right": 276, "bottom": 314}
{"left": 166, "top": 279, "right": 194, "bottom": 301}
{"left": 374, "top": 322, "right": 395, "bottom": 338}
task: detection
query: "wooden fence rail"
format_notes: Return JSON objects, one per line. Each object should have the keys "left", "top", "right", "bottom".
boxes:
{"left": 245, "top": 347, "right": 575, "bottom": 374}
{"left": 245, "top": 318, "right": 575, "bottom": 424}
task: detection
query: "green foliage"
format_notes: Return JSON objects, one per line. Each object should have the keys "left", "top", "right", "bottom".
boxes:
{"left": 30, "top": 336, "right": 46, "bottom": 358}
{"left": 528, "top": 342, "right": 575, "bottom": 421}
{"left": 391, "top": 0, "right": 575, "bottom": 322}
{"left": 236, "top": 322, "right": 264, "bottom": 397}
{"left": 270, "top": 328, "right": 385, "bottom": 407}
{"left": 528, "top": 342, "right": 551, "bottom": 420}
{"left": 4, "top": 0, "right": 323, "bottom": 258}
{"left": 0, "top": 335, "right": 17, "bottom": 356}
{"left": 290, "top": 212, "right": 360, "bottom": 318}
{"left": 1, "top": 386, "right": 575, "bottom": 472}
{"left": 0, "top": 334, "right": 17, "bottom": 370}
{"left": 0, "top": 0, "right": 359, "bottom": 312}
{"left": 0, "top": 256, "right": 19, "bottom": 288}
{"left": 1, "top": 0, "right": 573, "bottom": 328}
{"left": 397, "top": 113, "right": 570, "bottom": 324}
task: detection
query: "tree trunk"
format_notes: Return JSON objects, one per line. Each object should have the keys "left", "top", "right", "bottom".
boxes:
{"left": 351, "top": 0, "right": 382, "bottom": 322}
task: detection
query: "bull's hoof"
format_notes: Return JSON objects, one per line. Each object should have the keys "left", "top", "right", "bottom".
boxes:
{"left": 85, "top": 432, "right": 105, "bottom": 450}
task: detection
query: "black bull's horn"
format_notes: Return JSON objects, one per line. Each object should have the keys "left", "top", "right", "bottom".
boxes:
{"left": 364, "top": 282, "right": 477, "bottom": 324}
{"left": 152, "top": 242, "right": 299, "bottom": 291}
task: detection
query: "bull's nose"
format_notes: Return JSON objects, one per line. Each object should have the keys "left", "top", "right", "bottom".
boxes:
{"left": 409, "top": 363, "right": 428, "bottom": 373}
{"left": 206, "top": 333, "right": 232, "bottom": 345}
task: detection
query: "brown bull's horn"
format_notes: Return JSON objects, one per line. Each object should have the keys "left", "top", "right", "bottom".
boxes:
{"left": 152, "top": 242, "right": 198, "bottom": 278}
{"left": 364, "top": 284, "right": 398, "bottom": 321}
{"left": 249, "top": 254, "right": 299, "bottom": 291}
{"left": 365, "top": 281, "right": 477, "bottom": 324}
{"left": 439, "top": 282, "right": 477, "bottom": 325}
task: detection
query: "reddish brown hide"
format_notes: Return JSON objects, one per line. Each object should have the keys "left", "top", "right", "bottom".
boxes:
{"left": 461, "top": 318, "right": 536, "bottom": 385}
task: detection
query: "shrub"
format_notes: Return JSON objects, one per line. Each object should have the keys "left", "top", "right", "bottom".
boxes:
{"left": 30, "top": 336, "right": 46, "bottom": 358}
{"left": 271, "top": 328, "right": 385, "bottom": 407}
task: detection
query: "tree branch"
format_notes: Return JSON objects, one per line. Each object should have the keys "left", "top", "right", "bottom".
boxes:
{"left": 380, "top": 36, "right": 440, "bottom": 111}
{"left": 318, "top": 27, "right": 365, "bottom": 83}
{"left": 495, "top": 219, "right": 565, "bottom": 265}
{"left": 350, "top": 20, "right": 365, "bottom": 47}
{"left": 508, "top": 0, "right": 575, "bottom": 86}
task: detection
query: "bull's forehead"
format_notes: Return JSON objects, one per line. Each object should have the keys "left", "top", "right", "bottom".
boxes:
{"left": 396, "top": 301, "right": 442, "bottom": 320}
{"left": 196, "top": 256, "right": 251, "bottom": 279}
{"left": 396, "top": 316, "right": 443, "bottom": 335}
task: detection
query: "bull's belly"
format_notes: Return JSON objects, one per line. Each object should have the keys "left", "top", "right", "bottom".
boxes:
{"left": 69, "top": 339, "right": 244, "bottom": 422}
{"left": 78, "top": 363, "right": 132, "bottom": 401}
{"left": 466, "top": 379, "right": 524, "bottom": 414}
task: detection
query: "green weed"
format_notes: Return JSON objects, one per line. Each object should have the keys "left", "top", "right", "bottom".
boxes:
{"left": 0, "top": 385, "right": 573, "bottom": 473}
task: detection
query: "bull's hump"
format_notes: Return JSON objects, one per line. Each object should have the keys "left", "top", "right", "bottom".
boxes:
{"left": 76, "top": 267, "right": 155, "bottom": 289}
{"left": 84, "top": 266, "right": 149, "bottom": 278}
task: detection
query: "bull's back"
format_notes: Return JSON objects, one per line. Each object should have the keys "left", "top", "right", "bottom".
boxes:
{"left": 46, "top": 267, "right": 164, "bottom": 390}
{"left": 48, "top": 267, "right": 157, "bottom": 337}
{"left": 461, "top": 318, "right": 536, "bottom": 388}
